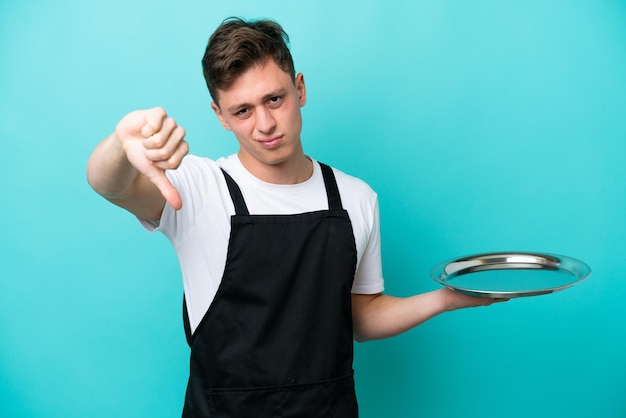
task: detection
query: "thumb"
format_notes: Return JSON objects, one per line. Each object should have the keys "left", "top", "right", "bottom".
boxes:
{"left": 146, "top": 169, "right": 183, "bottom": 210}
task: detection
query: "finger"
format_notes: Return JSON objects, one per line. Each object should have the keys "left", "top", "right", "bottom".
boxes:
{"left": 141, "top": 107, "right": 168, "bottom": 138}
{"left": 152, "top": 139, "right": 189, "bottom": 170}
{"left": 144, "top": 124, "right": 186, "bottom": 161}
{"left": 145, "top": 169, "right": 183, "bottom": 210}
{"left": 484, "top": 297, "right": 511, "bottom": 306}
{"left": 144, "top": 117, "right": 181, "bottom": 150}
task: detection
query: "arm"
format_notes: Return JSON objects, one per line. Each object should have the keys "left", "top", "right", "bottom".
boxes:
{"left": 86, "top": 107, "right": 188, "bottom": 220}
{"left": 352, "top": 288, "right": 507, "bottom": 342}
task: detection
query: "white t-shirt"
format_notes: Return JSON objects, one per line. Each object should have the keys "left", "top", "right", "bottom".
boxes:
{"left": 142, "top": 154, "right": 384, "bottom": 333}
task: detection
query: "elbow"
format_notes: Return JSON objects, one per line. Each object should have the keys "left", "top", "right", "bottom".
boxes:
{"left": 353, "top": 328, "right": 389, "bottom": 343}
{"left": 351, "top": 292, "right": 385, "bottom": 343}
{"left": 354, "top": 335, "right": 373, "bottom": 344}
{"left": 352, "top": 325, "right": 378, "bottom": 343}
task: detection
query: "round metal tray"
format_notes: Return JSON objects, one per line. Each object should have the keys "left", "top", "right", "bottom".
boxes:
{"left": 430, "top": 252, "right": 591, "bottom": 298}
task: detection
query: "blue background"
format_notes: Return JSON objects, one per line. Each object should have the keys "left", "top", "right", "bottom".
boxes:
{"left": 1, "top": 1, "right": 625, "bottom": 417}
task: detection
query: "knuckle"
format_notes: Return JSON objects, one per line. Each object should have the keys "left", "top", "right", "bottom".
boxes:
{"left": 149, "top": 133, "right": 165, "bottom": 148}
{"left": 155, "top": 148, "right": 171, "bottom": 161}
{"left": 164, "top": 116, "right": 176, "bottom": 128}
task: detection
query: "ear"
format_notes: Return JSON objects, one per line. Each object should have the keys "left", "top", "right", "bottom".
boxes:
{"left": 295, "top": 73, "right": 306, "bottom": 107}
{"left": 211, "top": 102, "right": 232, "bottom": 131}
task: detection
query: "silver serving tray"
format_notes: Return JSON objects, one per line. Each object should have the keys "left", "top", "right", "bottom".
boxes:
{"left": 431, "top": 252, "right": 591, "bottom": 298}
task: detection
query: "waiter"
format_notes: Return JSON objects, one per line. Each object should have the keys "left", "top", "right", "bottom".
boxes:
{"left": 87, "top": 17, "right": 500, "bottom": 417}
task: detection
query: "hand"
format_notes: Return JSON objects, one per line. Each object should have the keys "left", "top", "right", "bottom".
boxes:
{"left": 440, "top": 287, "right": 510, "bottom": 312}
{"left": 115, "top": 107, "right": 188, "bottom": 210}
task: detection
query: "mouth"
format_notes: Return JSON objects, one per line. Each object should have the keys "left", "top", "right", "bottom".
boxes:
{"left": 256, "top": 135, "right": 283, "bottom": 149}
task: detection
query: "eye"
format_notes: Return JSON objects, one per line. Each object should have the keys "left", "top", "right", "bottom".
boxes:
{"left": 267, "top": 96, "right": 283, "bottom": 107}
{"left": 233, "top": 107, "right": 250, "bottom": 118}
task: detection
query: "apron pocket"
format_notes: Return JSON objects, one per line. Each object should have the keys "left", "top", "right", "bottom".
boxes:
{"left": 205, "top": 374, "right": 357, "bottom": 418}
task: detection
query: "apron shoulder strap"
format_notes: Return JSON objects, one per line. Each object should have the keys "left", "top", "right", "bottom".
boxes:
{"left": 221, "top": 169, "right": 250, "bottom": 215}
{"left": 318, "top": 162, "right": 343, "bottom": 211}
{"left": 222, "top": 163, "right": 343, "bottom": 213}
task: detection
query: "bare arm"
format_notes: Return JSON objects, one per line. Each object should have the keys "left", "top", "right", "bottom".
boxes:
{"left": 86, "top": 107, "right": 188, "bottom": 220}
{"left": 352, "top": 288, "right": 507, "bottom": 342}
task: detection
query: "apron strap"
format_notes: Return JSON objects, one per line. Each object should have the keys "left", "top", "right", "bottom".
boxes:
{"left": 221, "top": 169, "right": 250, "bottom": 215}
{"left": 319, "top": 163, "right": 343, "bottom": 210}
{"left": 182, "top": 295, "right": 193, "bottom": 346}
{"left": 221, "top": 162, "right": 343, "bottom": 214}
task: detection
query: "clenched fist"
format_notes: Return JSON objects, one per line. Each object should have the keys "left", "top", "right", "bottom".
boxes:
{"left": 115, "top": 107, "right": 189, "bottom": 210}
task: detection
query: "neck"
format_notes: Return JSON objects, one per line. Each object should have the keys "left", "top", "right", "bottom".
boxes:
{"left": 238, "top": 152, "right": 313, "bottom": 185}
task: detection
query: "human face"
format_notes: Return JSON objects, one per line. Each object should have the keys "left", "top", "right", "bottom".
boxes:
{"left": 211, "top": 60, "right": 307, "bottom": 181}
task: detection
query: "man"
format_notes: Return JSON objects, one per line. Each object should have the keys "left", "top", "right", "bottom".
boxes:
{"left": 87, "top": 17, "right": 499, "bottom": 417}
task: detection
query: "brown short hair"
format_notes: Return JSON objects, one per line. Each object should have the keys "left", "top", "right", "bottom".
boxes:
{"left": 202, "top": 17, "right": 296, "bottom": 104}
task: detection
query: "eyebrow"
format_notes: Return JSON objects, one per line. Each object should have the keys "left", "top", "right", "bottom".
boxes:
{"left": 226, "top": 88, "right": 288, "bottom": 114}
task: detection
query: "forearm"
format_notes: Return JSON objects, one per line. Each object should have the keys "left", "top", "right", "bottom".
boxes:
{"left": 352, "top": 288, "right": 501, "bottom": 342}
{"left": 352, "top": 290, "right": 448, "bottom": 342}
{"left": 86, "top": 133, "right": 139, "bottom": 200}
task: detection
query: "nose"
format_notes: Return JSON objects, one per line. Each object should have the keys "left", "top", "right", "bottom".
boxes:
{"left": 255, "top": 107, "right": 276, "bottom": 134}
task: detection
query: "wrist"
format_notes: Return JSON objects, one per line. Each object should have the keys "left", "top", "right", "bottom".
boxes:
{"left": 436, "top": 287, "right": 462, "bottom": 313}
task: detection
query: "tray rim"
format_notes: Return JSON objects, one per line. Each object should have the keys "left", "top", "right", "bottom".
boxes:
{"left": 430, "top": 251, "right": 592, "bottom": 298}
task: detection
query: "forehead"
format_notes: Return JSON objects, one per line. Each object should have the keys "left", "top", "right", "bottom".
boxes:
{"left": 216, "top": 60, "right": 294, "bottom": 108}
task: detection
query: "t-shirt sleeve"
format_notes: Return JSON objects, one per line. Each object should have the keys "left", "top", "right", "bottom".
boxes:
{"left": 351, "top": 193, "right": 385, "bottom": 295}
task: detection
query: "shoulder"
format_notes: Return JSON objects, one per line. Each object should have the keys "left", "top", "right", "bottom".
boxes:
{"left": 322, "top": 163, "right": 379, "bottom": 232}
{"left": 327, "top": 164, "right": 378, "bottom": 203}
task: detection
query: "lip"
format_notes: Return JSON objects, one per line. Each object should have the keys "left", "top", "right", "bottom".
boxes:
{"left": 256, "top": 135, "right": 283, "bottom": 149}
